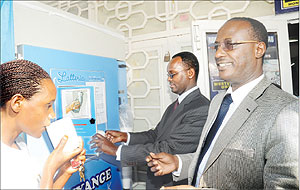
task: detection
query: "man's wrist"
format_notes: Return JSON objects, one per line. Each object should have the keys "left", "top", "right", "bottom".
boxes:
{"left": 123, "top": 132, "right": 128, "bottom": 142}
{"left": 174, "top": 155, "right": 179, "bottom": 170}
{"left": 124, "top": 132, "right": 130, "bottom": 145}
{"left": 172, "top": 155, "right": 182, "bottom": 177}
{"left": 112, "top": 144, "right": 118, "bottom": 156}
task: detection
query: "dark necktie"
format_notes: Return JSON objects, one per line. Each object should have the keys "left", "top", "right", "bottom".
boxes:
{"left": 192, "top": 94, "right": 233, "bottom": 186}
{"left": 173, "top": 99, "right": 179, "bottom": 111}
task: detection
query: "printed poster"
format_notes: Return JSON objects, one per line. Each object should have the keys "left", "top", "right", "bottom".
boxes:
{"left": 61, "top": 88, "right": 91, "bottom": 119}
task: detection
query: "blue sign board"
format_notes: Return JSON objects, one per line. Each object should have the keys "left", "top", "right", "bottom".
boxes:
{"left": 65, "top": 158, "right": 122, "bottom": 190}
{"left": 19, "top": 44, "right": 123, "bottom": 190}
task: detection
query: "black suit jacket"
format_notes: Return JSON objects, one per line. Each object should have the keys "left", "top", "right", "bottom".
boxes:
{"left": 121, "top": 88, "right": 209, "bottom": 189}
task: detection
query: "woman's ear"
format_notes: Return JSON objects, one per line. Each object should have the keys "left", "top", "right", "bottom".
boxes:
{"left": 10, "top": 94, "right": 25, "bottom": 113}
{"left": 255, "top": 42, "right": 267, "bottom": 59}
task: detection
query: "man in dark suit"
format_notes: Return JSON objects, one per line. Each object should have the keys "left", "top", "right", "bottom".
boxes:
{"left": 89, "top": 51, "right": 210, "bottom": 189}
{"left": 146, "top": 17, "right": 299, "bottom": 189}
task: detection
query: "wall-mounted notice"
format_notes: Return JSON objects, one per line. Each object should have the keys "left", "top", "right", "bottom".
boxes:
{"left": 50, "top": 69, "right": 107, "bottom": 155}
{"left": 275, "top": 0, "right": 299, "bottom": 14}
{"left": 86, "top": 81, "right": 107, "bottom": 125}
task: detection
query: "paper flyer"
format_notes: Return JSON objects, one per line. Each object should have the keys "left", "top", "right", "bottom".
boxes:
{"left": 46, "top": 117, "right": 80, "bottom": 152}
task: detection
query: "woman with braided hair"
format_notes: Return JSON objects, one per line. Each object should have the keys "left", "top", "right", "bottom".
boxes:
{"left": 0, "top": 59, "right": 86, "bottom": 189}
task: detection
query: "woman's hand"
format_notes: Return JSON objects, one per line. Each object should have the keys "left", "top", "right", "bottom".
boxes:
{"left": 48, "top": 136, "right": 84, "bottom": 172}
{"left": 59, "top": 138, "right": 86, "bottom": 175}
{"left": 40, "top": 136, "right": 85, "bottom": 188}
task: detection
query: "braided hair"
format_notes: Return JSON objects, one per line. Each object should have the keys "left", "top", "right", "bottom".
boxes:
{"left": 0, "top": 59, "right": 51, "bottom": 108}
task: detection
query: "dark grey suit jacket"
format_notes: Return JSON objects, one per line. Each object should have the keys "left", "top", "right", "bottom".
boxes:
{"left": 120, "top": 88, "right": 209, "bottom": 189}
{"left": 176, "top": 77, "right": 299, "bottom": 189}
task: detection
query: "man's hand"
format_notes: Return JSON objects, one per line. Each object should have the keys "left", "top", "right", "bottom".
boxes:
{"left": 146, "top": 152, "right": 179, "bottom": 176}
{"left": 105, "top": 130, "right": 128, "bottom": 143}
{"left": 89, "top": 133, "right": 118, "bottom": 156}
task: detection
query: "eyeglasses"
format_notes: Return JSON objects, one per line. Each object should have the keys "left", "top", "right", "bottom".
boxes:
{"left": 167, "top": 69, "right": 189, "bottom": 79}
{"left": 210, "top": 38, "right": 259, "bottom": 52}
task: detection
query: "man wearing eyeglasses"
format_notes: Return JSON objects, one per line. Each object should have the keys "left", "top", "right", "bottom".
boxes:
{"left": 146, "top": 17, "right": 298, "bottom": 189}
{"left": 89, "top": 51, "right": 210, "bottom": 189}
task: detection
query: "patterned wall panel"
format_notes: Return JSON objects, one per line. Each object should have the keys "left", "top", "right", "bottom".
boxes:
{"left": 42, "top": 1, "right": 274, "bottom": 38}
{"left": 126, "top": 49, "right": 163, "bottom": 131}
{"left": 41, "top": 0, "right": 275, "bottom": 131}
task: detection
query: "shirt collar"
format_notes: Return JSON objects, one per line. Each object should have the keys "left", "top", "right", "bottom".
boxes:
{"left": 226, "top": 74, "right": 264, "bottom": 106}
{"left": 178, "top": 86, "right": 199, "bottom": 104}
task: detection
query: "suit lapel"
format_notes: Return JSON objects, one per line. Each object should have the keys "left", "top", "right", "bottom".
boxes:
{"left": 200, "top": 91, "right": 226, "bottom": 149}
{"left": 202, "top": 77, "right": 272, "bottom": 173}
{"left": 188, "top": 92, "right": 224, "bottom": 178}
{"left": 197, "top": 102, "right": 220, "bottom": 151}
{"left": 156, "top": 89, "right": 200, "bottom": 139}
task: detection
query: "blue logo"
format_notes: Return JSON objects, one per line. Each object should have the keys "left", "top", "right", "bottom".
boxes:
{"left": 71, "top": 167, "right": 112, "bottom": 190}
{"left": 57, "top": 71, "right": 85, "bottom": 83}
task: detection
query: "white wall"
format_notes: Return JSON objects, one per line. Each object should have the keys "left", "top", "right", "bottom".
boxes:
{"left": 39, "top": 1, "right": 299, "bottom": 132}
{"left": 13, "top": 1, "right": 125, "bottom": 60}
